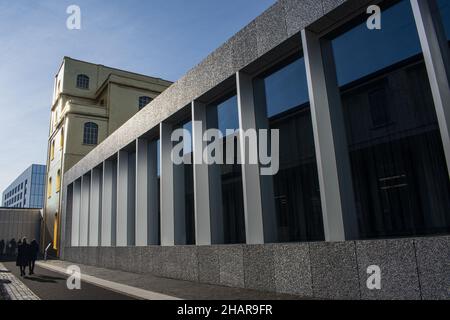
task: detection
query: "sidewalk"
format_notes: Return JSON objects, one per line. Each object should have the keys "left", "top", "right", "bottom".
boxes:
{"left": 37, "top": 260, "right": 302, "bottom": 300}
{"left": 0, "top": 263, "right": 40, "bottom": 300}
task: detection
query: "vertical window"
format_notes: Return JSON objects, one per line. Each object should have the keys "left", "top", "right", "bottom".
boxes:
{"left": 328, "top": 0, "right": 450, "bottom": 238}
{"left": 254, "top": 55, "right": 324, "bottom": 242}
{"left": 60, "top": 127, "right": 64, "bottom": 149}
{"left": 368, "top": 84, "right": 391, "bottom": 127}
{"left": 50, "top": 140, "right": 55, "bottom": 160}
{"left": 437, "top": 0, "right": 450, "bottom": 41}
{"left": 47, "top": 177, "right": 52, "bottom": 199}
{"left": 83, "top": 122, "right": 99, "bottom": 145}
{"left": 56, "top": 170, "right": 61, "bottom": 193}
{"left": 138, "top": 96, "right": 152, "bottom": 110}
{"left": 209, "top": 94, "right": 246, "bottom": 244}
{"left": 173, "top": 120, "right": 195, "bottom": 245}
{"left": 76, "top": 74, "right": 90, "bottom": 89}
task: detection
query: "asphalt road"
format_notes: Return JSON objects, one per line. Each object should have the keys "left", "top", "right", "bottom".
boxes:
{"left": 2, "top": 261, "right": 135, "bottom": 300}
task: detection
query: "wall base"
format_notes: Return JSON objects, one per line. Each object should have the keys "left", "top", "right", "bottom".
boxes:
{"left": 63, "top": 236, "right": 449, "bottom": 300}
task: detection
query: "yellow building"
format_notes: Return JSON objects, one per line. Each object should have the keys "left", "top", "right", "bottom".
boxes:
{"left": 43, "top": 57, "right": 172, "bottom": 255}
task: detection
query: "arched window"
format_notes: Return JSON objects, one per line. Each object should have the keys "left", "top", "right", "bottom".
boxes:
{"left": 76, "top": 74, "right": 90, "bottom": 89}
{"left": 138, "top": 96, "right": 152, "bottom": 110}
{"left": 56, "top": 170, "right": 61, "bottom": 193}
{"left": 60, "top": 127, "right": 64, "bottom": 149}
{"left": 83, "top": 122, "right": 98, "bottom": 145}
{"left": 47, "top": 177, "right": 52, "bottom": 199}
{"left": 50, "top": 140, "right": 55, "bottom": 160}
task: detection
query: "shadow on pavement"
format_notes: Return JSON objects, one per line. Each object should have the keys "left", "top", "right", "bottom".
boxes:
{"left": 23, "top": 274, "right": 66, "bottom": 283}
{"left": 23, "top": 276, "right": 57, "bottom": 284}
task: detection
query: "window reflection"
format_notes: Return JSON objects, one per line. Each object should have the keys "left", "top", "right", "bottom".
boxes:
{"left": 329, "top": 0, "right": 450, "bottom": 238}
{"left": 255, "top": 54, "right": 324, "bottom": 242}
{"left": 263, "top": 56, "right": 309, "bottom": 117}
{"left": 332, "top": 0, "right": 422, "bottom": 86}
{"left": 210, "top": 94, "right": 246, "bottom": 244}
{"left": 174, "top": 120, "right": 195, "bottom": 245}
{"left": 437, "top": 0, "right": 450, "bottom": 40}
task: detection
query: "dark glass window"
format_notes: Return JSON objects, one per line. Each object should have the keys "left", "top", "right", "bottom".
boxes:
{"left": 254, "top": 54, "right": 324, "bottom": 242}
{"left": 76, "top": 74, "right": 90, "bottom": 90}
{"left": 332, "top": 0, "right": 422, "bottom": 86}
{"left": 83, "top": 122, "right": 99, "bottom": 145}
{"left": 139, "top": 96, "right": 153, "bottom": 110}
{"left": 155, "top": 139, "right": 161, "bottom": 245}
{"left": 262, "top": 57, "right": 309, "bottom": 117}
{"left": 368, "top": 84, "right": 391, "bottom": 127}
{"left": 217, "top": 95, "right": 240, "bottom": 135}
{"left": 437, "top": 0, "right": 450, "bottom": 40}
{"left": 173, "top": 120, "right": 195, "bottom": 245}
{"left": 329, "top": 0, "right": 450, "bottom": 239}
{"left": 210, "top": 94, "right": 246, "bottom": 244}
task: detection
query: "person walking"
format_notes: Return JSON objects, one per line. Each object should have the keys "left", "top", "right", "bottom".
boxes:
{"left": 29, "top": 239, "right": 39, "bottom": 275}
{"left": 16, "top": 238, "right": 29, "bottom": 277}
{"left": 0, "top": 239, "right": 4, "bottom": 257}
{"left": 9, "top": 238, "right": 17, "bottom": 257}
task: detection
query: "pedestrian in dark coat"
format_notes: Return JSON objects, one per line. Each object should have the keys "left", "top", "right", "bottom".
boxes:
{"left": 9, "top": 238, "right": 17, "bottom": 257}
{"left": 29, "top": 240, "right": 39, "bottom": 275}
{"left": 0, "top": 239, "right": 5, "bottom": 257}
{"left": 16, "top": 240, "right": 22, "bottom": 266}
{"left": 16, "top": 238, "right": 29, "bottom": 277}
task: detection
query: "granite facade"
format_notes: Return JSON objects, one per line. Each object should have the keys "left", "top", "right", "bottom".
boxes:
{"left": 63, "top": 236, "right": 449, "bottom": 300}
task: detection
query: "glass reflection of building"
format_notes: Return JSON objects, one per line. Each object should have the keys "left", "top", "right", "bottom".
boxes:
{"left": 326, "top": 0, "right": 450, "bottom": 238}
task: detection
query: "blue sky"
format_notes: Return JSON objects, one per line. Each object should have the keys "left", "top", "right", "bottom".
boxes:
{"left": 0, "top": 0, "right": 275, "bottom": 193}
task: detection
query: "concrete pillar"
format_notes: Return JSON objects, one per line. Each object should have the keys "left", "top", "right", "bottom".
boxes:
{"left": 89, "top": 167, "right": 102, "bottom": 247}
{"left": 411, "top": 0, "right": 450, "bottom": 178}
{"left": 301, "top": 29, "right": 358, "bottom": 241}
{"left": 101, "top": 160, "right": 117, "bottom": 247}
{"left": 192, "top": 101, "right": 224, "bottom": 245}
{"left": 136, "top": 138, "right": 159, "bottom": 246}
{"left": 160, "top": 122, "right": 175, "bottom": 246}
{"left": 236, "top": 71, "right": 277, "bottom": 244}
{"left": 117, "top": 150, "right": 136, "bottom": 247}
{"left": 79, "top": 174, "right": 90, "bottom": 246}
{"left": 71, "top": 179, "right": 81, "bottom": 247}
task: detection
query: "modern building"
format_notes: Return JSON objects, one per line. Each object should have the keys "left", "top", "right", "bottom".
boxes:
{"left": 2, "top": 165, "right": 46, "bottom": 209}
{"left": 60, "top": 0, "right": 449, "bottom": 299}
{"left": 43, "top": 57, "right": 172, "bottom": 253}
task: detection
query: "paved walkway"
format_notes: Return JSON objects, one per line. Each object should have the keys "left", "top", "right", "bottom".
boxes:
{"left": 1, "top": 261, "right": 135, "bottom": 300}
{"left": 0, "top": 263, "right": 40, "bottom": 300}
{"left": 36, "top": 260, "right": 302, "bottom": 300}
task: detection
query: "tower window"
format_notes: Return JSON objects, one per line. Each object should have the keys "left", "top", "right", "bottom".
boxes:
{"left": 138, "top": 96, "right": 152, "bottom": 110}
{"left": 56, "top": 170, "right": 61, "bottom": 193}
{"left": 47, "top": 177, "right": 52, "bottom": 199}
{"left": 83, "top": 122, "right": 98, "bottom": 145}
{"left": 76, "top": 74, "right": 90, "bottom": 90}
{"left": 60, "top": 127, "right": 64, "bottom": 149}
{"left": 51, "top": 140, "right": 55, "bottom": 160}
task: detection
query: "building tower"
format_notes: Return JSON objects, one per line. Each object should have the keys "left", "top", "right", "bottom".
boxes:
{"left": 43, "top": 57, "right": 172, "bottom": 255}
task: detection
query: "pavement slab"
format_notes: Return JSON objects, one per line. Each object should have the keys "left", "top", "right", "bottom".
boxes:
{"left": 0, "top": 263, "right": 40, "bottom": 300}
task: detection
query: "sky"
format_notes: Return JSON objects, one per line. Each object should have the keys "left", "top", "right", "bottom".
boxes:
{"left": 0, "top": 0, "right": 275, "bottom": 193}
